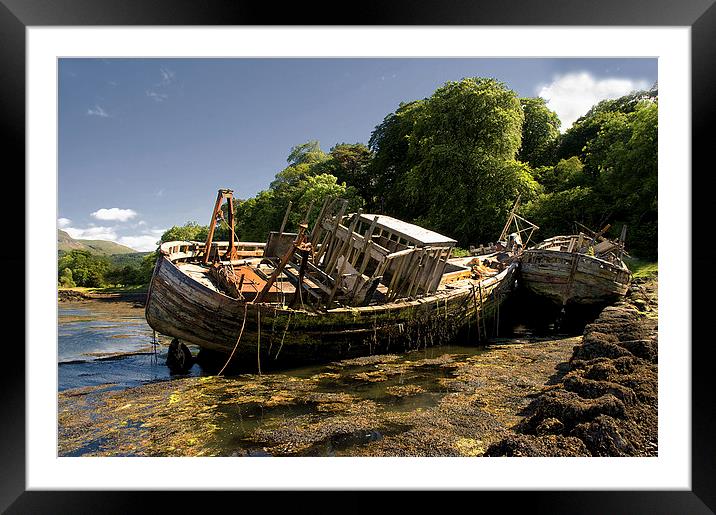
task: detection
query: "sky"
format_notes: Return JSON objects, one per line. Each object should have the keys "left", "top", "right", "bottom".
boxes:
{"left": 58, "top": 58, "right": 657, "bottom": 251}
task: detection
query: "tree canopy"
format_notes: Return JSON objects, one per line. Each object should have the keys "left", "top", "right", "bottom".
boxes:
{"left": 367, "top": 77, "right": 540, "bottom": 244}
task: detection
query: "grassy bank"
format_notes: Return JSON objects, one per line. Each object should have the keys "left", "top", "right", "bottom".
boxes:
{"left": 59, "top": 284, "right": 148, "bottom": 295}
{"left": 624, "top": 257, "right": 658, "bottom": 279}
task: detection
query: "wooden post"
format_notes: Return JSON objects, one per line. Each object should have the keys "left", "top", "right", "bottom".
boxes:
{"left": 309, "top": 196, "right": 333, "bottom": 245}
{"left": 325, "top": 204, "right": 354, "bottom": 274}
{"left": 315, "top": 200, "right": 347, "bottom": 266}
{"left": 350, "top": 216, "right": 379, "bottom": 299}
{"left": 326, "top": 209, "right": 363, "bottom": 304}
{"left": 256, "top": 223, "right": 307, "bottom": 303}
{"left": 278, "top": 201, "right": 293, "bottom": 236}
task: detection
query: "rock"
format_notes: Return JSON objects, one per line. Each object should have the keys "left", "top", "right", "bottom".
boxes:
{"left": 535, "top": 417, "right": 564, "bottom": 436}
{"left": 571, "top": 415, "right": 637, "bottom": 456}
{"left": 484, "top": 434, "right": 588, "bottom": 457}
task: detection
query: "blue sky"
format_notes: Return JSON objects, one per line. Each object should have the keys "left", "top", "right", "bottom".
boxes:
{"left": 58, "top": 58, "right": 656, "bottom": 251}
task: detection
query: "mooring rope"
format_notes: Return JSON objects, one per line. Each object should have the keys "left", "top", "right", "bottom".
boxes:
{"left": 256, "top": 309, "right": 262, "bottom": 375}
{"left": 217, "top": 302, "right": 250, "bottom": 377}
{"left": 274, "top": 312, "right": 292, "bottom": 360}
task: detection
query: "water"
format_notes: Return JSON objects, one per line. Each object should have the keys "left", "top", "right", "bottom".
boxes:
{"left": 58, "top": 302, "right": 204, "bottom": 391}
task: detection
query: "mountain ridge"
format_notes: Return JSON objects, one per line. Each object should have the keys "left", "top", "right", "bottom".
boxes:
{"left": 58, "top": 229, "right": 139, "bottom": 255}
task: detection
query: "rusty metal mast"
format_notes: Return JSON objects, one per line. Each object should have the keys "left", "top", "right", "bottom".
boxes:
{"left": 202, "top": 188, "right": 239, "bottom": 264}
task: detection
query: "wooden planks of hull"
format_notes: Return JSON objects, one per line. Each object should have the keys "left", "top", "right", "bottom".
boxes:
{"left": 145, "top": 252, "right": 516, "bottom": 363}
{"left": 520, "top": 249, "right": 630, "bottom": 305}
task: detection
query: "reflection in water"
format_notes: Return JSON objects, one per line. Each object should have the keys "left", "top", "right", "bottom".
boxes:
{"left": 58, "top": 302, "right": 204, "bottom": 391}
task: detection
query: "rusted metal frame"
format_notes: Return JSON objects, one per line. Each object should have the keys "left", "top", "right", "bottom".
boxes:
{"left": 202, "top": 189, "right": 226, "bottom": 264}
{"left": 326, "top": 209, "right": 363, "bottom": 304}
{"left": 223, "top": 194, "right": 239, "bottom": 261}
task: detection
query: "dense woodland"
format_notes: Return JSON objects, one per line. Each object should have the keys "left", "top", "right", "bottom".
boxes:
{"left": 59, "top": 77, "right": 658, "bottom": 287}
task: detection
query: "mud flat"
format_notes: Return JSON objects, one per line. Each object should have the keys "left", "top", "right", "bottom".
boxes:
{"left": 486, "top": 276, "right": 658, "bottom": 456}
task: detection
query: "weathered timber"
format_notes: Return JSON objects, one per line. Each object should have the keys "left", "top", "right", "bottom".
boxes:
{"left": 520, "top": 239, "right": 631, "bottom": 306}
{"left": 146, "top": 239, "right": 516, "bottom": 366}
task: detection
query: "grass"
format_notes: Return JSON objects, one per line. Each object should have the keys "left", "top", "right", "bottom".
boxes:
{"left": 624, "top": 257, "right": 658, "bottom": 279}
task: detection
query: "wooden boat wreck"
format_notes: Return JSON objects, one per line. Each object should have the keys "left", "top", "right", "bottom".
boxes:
{"left": 519, "top": 224, "right": 632, "bottom": 307}
{"left": 145, "top": 189, "right": 520, "bottom": 371}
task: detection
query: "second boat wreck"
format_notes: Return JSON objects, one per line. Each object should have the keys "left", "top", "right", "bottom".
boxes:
{"left": 145, "top": 189, "right": 520, "bottom": 371}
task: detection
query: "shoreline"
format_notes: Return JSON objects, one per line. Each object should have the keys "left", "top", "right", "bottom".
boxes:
{"left": 58, "top": 288, "right": 147, "bottom": 305}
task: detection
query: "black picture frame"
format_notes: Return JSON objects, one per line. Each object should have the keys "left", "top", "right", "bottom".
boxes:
{"left": 3, "top": 1, "right": 713, "bottom": 512}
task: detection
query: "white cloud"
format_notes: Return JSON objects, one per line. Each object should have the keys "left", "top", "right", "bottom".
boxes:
{"left": 58, "top": 217, "right": 71, "bottom": 228}
{"left": 537, "top": 72, "right": 651, "bottom": 131}
{"left": 64, "top": 226, "right": 118, "bottom": 241}
{"left": 117, "top": 235, "right": 160, "bottom": 252}
{"left": 87, "top": 105, "right": 109, "bottom": 117}
{"left": 91, "top": 208, "right": 138, "bottom": 222}
{"left": 118, "top": 229, "right": 166, "bottom": 252}
{"left": 146, "top": 90, "right": 169, "bottom": 102}
{"left": 159, "top": 66, "right": 175, "bottom": 85}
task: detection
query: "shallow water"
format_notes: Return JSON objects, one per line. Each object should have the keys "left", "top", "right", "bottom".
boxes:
{"left": 58, "top": 302, "right": 204, "bottom": 391}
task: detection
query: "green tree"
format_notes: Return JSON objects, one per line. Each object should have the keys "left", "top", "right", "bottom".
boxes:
{"left": 160, "top": 222, "right": 210, "bottom": 244}
{"left": 235, "top": 142, "right": 363, "bottom": 242}
{"left": 59, "top": 267, "right": 75, "bottom": 288}
{"left": 286, "top": 140, "right": 325, "bottom": 166}
{"left": 322, "top": 143, "right": 374, "bottom": 203}
{"left": 58, "top": 250, "right": 111, "bottom": 287}
{"left": 518, "top": 97, "right": 561, "bottom": 167}
{"left": 368, "top": 77, "right": 538, "bottom": 245}
{"left": 531, "top": 156, "right": 587, "bottom": 193}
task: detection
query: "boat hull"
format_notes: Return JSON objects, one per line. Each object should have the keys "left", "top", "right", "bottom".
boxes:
{"left": 519, "top": 249, "right": 630, "bottom": 306}
{"left": 145, "top": 254, "right": 516, "bottom": 366}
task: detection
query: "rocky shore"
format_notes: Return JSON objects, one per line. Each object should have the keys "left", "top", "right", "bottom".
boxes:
{"left": 485, "top": 276, "right": 658, "bottom": 456}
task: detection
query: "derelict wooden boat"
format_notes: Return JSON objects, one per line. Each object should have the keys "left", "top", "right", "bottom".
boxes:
{"left": 145, "top": 189, "right": 518, "bottom": 369}
{"left": 519, "top": 230, "right": 631, "bottom": 307}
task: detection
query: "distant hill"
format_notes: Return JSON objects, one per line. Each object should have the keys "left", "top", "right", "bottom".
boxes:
{"left": 58, "top": 229, "right": 138, "bottom": 256}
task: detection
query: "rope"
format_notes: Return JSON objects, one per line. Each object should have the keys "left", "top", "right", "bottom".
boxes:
{"left": 256, "top": 309, "right": 262, "bottom": 375}
{"left": 274, "top": 312, "right": 292, "bottom": 360}
{"left": 217, "top": 210, "right": 242, "bottom": 250}
{"left": 217, "top": 302, "right": 250, "bottom": 376}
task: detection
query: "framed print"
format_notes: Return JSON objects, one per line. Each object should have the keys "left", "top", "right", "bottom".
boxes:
{"left": 4, "top": 0, "right": 714, "bottom": 512}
